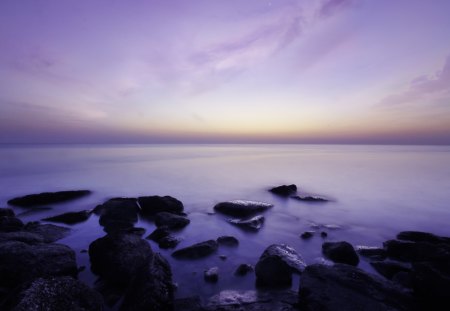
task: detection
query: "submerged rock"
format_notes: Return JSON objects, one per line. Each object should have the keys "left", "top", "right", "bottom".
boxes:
{"left": 7, "top": 190, "right": 91, "bottom": 207}
{"left": 234, "top": 264, "right": 254, "bottom": 276}
{"left": 300, "top": 231, "right": 314, "bottom": 239}
{"left": 138, "top": 195, "right": 184, "bottom": 217}
{"left": 269, "top": 184, "right": 297, "bottom": 197}
{"left": 320, "top": 231, "right": 328, "bottom": 238}
{"left": 204, "top": 267, "right": 219, "bottom": 283}
{"left": 228, "top": 215, "right": 265, "bottom": 231}
{"left": 255, "top": 244, "right": 306, "bottom": 287}
{"left": 172, "top": 240, "right": 218, "bottom": 259}
{"left": 155, "top": 212, "right": 190, "bottom": 229}
{"left": 43, "top": 210, "right": 92, "bottom": 225}
{"left": 217, "top": 236, "right": 239, "bottom": 247}
{"left": 322, "top": 241, "right": 359, "bottom": 266}
{"left": 299, "top": 264, "right": 414, "bottom": 311}
{"left": 214, "top": 200, "right": 273, "bottom": 217}
{"left": 291, "top": 195, "right": 328, "bottom": 202}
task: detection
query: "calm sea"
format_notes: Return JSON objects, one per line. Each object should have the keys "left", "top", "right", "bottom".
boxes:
{"left": 1, "top": 144, "right": 450, "bottom": 301}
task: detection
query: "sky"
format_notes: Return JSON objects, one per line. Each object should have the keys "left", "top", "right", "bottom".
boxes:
{"left": 1, "top": 0, "right": 450, "bottom": 144}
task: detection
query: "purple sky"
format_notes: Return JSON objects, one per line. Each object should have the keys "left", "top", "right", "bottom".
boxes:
{"left": 1, "top": 0, "right": 450, "bottom": 144}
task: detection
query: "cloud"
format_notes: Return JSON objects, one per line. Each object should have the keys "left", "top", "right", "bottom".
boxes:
{"left": 319, "top": 0, "right": 356, "bottom": 18}
{"left": 378, "top": 55, "right": 450, "bottom": 107}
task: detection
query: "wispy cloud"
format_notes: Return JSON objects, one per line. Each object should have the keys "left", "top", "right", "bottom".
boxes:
{"left": 319, "top": 0, "right": 357, "bottom": 18}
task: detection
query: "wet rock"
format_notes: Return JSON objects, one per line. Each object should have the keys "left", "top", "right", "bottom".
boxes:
{"left": 155, "top": 212, "right": 190, "bottom": 229}
{"left": 158, "top": 235, "right": 181, "bottom": 249}
{"left": 356, "top": 246, "right": 387, "bottom": 261}
{"left": 255, "top": 244, "right": 306, "bottom": 287}
{"left": 269, "top": 184, "right": 297, "bottom": 197}
{"left": 292, "top": 195, "right": 328, "bottom": 202}
{"left": 370, "top": 261, "right": 411, "bottom": 280}
{"left": 172, "top": 240, "right": 218, "bottom": 259}
{"left": 174, "top": 296, "right": 202, "bottom": 311}
{"left": 228, "top": 215, "right": 264, "bottom": 231}
{"left": 322, "top": 241, "right": 359, "bottom": 266}
{"left": 214, "top": 200, "right": 273, "bottom": 217}
{"left": 217, "top": 235, "right": 239, "bottom": 247}
{"left": 219, "top": 255, "right": 227, "bottom": 260}
{"left": 300, "top": 231, "right": 314, "bottom": 239}
{"left": 42, "top": 210, "right": 92, "bottom": 225}
{"left": 320, "top": 231, "right": 328, "bottom": 238}
{"left": 8, "top": 276, "right": 103, "bottom": 311}
{"left": 392, "top": 271, "right": 413, "bottom": 288}
{"left": 16, "top": 207, "right": 52, "bottom": 217}
{"left": 384, "top": 239, "right": 450, "bottom": 262}
{"left": 124, "top": 227, "right": 146, "bottom": 236}
{"left": 0, "top": 231, "right": 44, "bottom": 245}
{"left": 0, "top": 241, "right": 77, "bottom": 289}
{"left": 397, "top": 231, "right": 450, "bottom": 244}
{"left": 204, "top": 267, "right": 219, "bottom": 283}
{"left": 23, "top": 222, "right": 70, "bottom": 243}
{"left": 146, "top": 226, "right": 171, "bottom": 242}
{"left": 7, "top": 190, "right": 91, "bottom": 207}
{"left": 138, "top": 195, "right": 184, "bottom": 217}
{"left": 94, "top": 198, "right": 139, "bottom": 233}
{"left": 0, "top": 208, "right": 15, "bottom": 217}
{"left": 234, "top": 264, "right": 254, "bottom": 276}
{"left": 0, "top": 216, "right": 24, "bottom": 232}
{"left": 299, "top": 264, "right": 414, "bottom": 311}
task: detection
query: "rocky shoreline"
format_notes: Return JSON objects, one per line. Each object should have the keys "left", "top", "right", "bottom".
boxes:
{"left": 1, "top": 186, "right": 449, "bottom": 310}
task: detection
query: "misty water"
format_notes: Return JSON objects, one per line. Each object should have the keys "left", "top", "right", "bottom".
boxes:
{"left": 1, "top": 144, "right": 450, "bottom": 303}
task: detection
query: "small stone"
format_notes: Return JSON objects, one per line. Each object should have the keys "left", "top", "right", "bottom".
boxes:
{"left": 219, "top": 255, "right": 227, "bottom": 260}
{"left": 217, "top": 236, "right": 239, "bottom": 247}
{"left": 300, "top": 231, "right": 314, "bottom": 239}
{"left": 269, "top": 184, "right": 297, "bottom": 197}
{"left": 235, "top": 264, "right": 254, "bottom": 276}
{"left": 204, "top": 267, "right": 219, "bottom": 283}
{"left": 320, "top": 231, "right": 328, "bottom": 238}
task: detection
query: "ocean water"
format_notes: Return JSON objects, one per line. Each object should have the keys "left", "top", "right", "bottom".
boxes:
{"left": 1, "top": 144, "right": 450, "bottom": 303}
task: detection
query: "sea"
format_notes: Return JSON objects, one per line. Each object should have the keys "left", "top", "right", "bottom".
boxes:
{"left": 1, "top": 144, "right": 450, "bottom": 303}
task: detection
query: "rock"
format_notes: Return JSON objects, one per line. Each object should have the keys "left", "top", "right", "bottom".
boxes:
{"left": 299, "top": 264, "right": 414, "bottom": 311}
{"left": 370, "top": 261, "right": 411, "bottom": 280}
{"left": 356, "top": 246, "right": 387, "bottom": 261}
{"left": 322, "top": 241, "right": 359, "bottom": 266}
{"left": 16, "top": 207, "right": 52, "bottom": 217}
{"left": 158, "top": 235, "right": 181, "bottom": 249}
{"left": 155, "top": 212, "right": 190, "bottom": 229}
{"left": 24, "top": 222, "right": 71, "bottom": 243}
{"left": 146, "top": 226, "right": 171, "bottom": 242}
{"left": 138, "top": 195, "right": 184, "bottom": 217}
{"left": 292, "top": 195, "right": 328, "bottom": 202}
{"left": 234, "top": 264, "right": 253, "bottom": 276}
{"left": 8, "top": 276, "right": 103, "bottom": 311}
{"left": 219, "top": 255, "right": 227, "bottom": 260}
{"left": 392, "top": 271, "right": 413, "bottom": 288}
{"left": 217, "top": 236, "right": 239, "bottom": 247}
{"left": 269, "top": 184, "right": 297, "bottom": 197}
{"left": 320, "top": 231, "right": 328, "bottom": 238}
{"left": 174, "top": 296, "right": 202, "bottom": 311}
{"left": 204, "top": 267, "right": 219, "bottom": 283}
{"left": 124, "top": 227, "right": 146, "bottom": 236}
{"left": 397, "top": 231, "right": 450, "bottom": 244}
{"left": 42, "top": 210, "right": 91, "bottom": 225}
{"left": 0, "top": 216, "right": 24, "bottom": 232}
{"left": 0, "top": 208, "right": 15, "bottom": 217}
{"left": 255, "top": 244, "right": 306, "bottom": 287}
{"left": 7, "top": 190, "right": 91, "bottom": 207}
{"left": 300, "top": 231, "right": 314, "bottom": 239}
{"left": 383, "top": 239, "right": 450, "bottom": 262}
{"left": 94, "top": 198, "right": 139, "bottom": 233}
{"left": 228, "top": 215, "right": 265, "bottom": 231}
{"left": 172, "top": 240, "right": 218, "bottom": 259}
{"left": 0, "top": 231, "right": 44, "bottom": 245}
{"left": 0, "top": 241, "right": 77, "bottom": 289}
{"left": 213, "top": 200, "right": 273, "bottom": 217}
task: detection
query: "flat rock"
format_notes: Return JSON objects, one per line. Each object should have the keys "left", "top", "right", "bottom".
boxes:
{"left": 214, "top": 200, "right": 273, "bottom": 217}
{"left": 172, "top": 240, "right": 218, "bottom": 259}
{"left": 292, "top": 195, "right": 328, "bottom": 202}
{"left": 24, "top": 222, "right": 71, "bottom": 243}
{"left": 228, "top": 215, "right": 264, "bottom": 231}
{"left": 397, "top": 231, "right": 450, "bottom": 244}
{"left": 370, "top": 261, "right": 411, "bottom": 280}
{"left": 7, "top": 190, "right": 91, "bottom": 207}
{"left": 155, "top": 212, "right": 190, "bottom": 229}
{"left": 356, "top": 246, "right": 387, "bottom": 261}
{"left": 0, "top": 231, "right": 44, "bottom": 245}
{"left": 217, "top": 236, "right": 239, "bottom": 247}
{"left": 204, "top": 267, "right": 219, "bottom": 283}
{"left": 255, "top": 244, "right": 306, "bottom": 287}
{"left": 0, "top": 208, "right": 15, "bottom": 217}
{"left": 0, "top": 216, "right": 24, "bottom": 232}
{"left": 138, "top": 195, "right": 184, "bottom": 217}
{"left": 322, "top": 241, "right": 359, "bottom": 266}
{"left": 94, "top": 198, "right": 139, "bottom": 233}
{"left": 299, "top": 264, "right": 415, "bottom": 311}
{"left": 269, "top": 184, "right": 297, "bottom": 197}
{"left": 384, "top": 239, "right": 450, "bottom": 262}
{"left": 43, "top": 210, "right": 92, "bottom": 225}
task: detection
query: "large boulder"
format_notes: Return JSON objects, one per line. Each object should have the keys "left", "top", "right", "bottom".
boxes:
{"left": 8, "top": 276, "right": 103, "bottom": 311}
{"left": 43, "top": 210, "right": 91, "bottom": 225}
{"left": 0, "top": 208, "right": 15, "bottom": 217}
{"left": 383, "top": 239, "right": 450, "bottom": 262}
{"left": 0, "top": 232, "right": 44, "bottom": 245}
{"left": 0, "top": 216, "right": 24, "bottom": 232}
{"left": 214, "top": 200, "right": 273, "bottom": 217}
{"left": 356, "top": 246, "right": 387, "bottom": 261}
{"left": 255, "top": 244, "right": 306, "bottom": 287}
{"left": 23, "top": 222, "right": 71, "bottom": 243}
{"left": 228, "top": 215, "right": 265, "bottom": 231}
{"left": 138, "top": 196, "right": 184, "bottom": 217}
{"left": 322, "top": 241, "right": 359, "bottom": 266}
{"left": 94, "top": 198, "right": 139, "bottom": 233}
{"left": 412, "top": 261, "right": 450, "bottom": 310}
{"left": 7, "top": 190, "right": 91, "bottom": 207}
{"left": 268, "top": 184, "right": 297, "bottom": 197}
{"left": 370, "top": 261, "right": 411, "bottom": 280}
{"left": 397, "top": 231, "right": 450, "bottom": 244}
{"left": 299, "top": 264, "right": 415, "bottom": 311}
{"left": 155, "top": 212, "right": 190, "bottom": 229}
{"left": 172, "top": 240, "right": 218, "bottom": 259}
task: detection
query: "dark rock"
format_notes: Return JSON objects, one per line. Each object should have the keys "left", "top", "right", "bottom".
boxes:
{"left": 16, "top": 207, "right": 52, "bottom": 217}
{"left": 174, "top": 296, "right": 203, "bottom": 311}
{"left": 204, "top": 267, "right": 219, "bottom": 283}
{"left": 300, "top": 231, "right": 314, "bottom": 239}
{"left": 7, "top": 190, "right": 91, "bottom": 207}
{"left": 159, "top": 235, "right": 181, "bottom": 249}
{"left": 370, "top": 261, "right": 411, "bottom": 280}
{"left": 322, "top": 241, "right": 359, "bottom": 266}
{"left": 146, "top": 226, "right": 171, "bottom": 242}
{"left": 397, "top": 231, "right": 450, "bottom": 244}
{"left": 320, "top": 231, "right": 328, "bottom": 238}
{"left": 124, "top": 227, "right": 146, "bottom": 236}
{"left": 0, "top": 241, "right": 77, "bottom": 289}
{"left": 269, "top": 184, "right": 297, "bottom": 197}
{"left": 42, "top": 210, "right": 91, "bottom": 225}
{"left": 155, "top": 212, "right": 190, "bottom": 229}
{"left": 0, "top": 208, "right": 15, "bottom": 217}
{"left": 0, "top": 216, "right": 24, "bottom": 232}
{"left": 213, "top": 200, "right": 273, "bottom": 217}
{"left": 80, "top": 249, "right": 88, "bottom": 253}
{"left": 138, "top": 195, "right": 184, "bottom": 217}
{"left": 172, "top": 240, "right": 218, "bottom": 259}
{"left": 255, "top": 244, "right": 306, "bottom": 287}
{"left": 234, "top": 264, "right": 254, "bottom": 276}
{"left": 299, "top": 264, "right": 415, "bottom": 311}
{"left": 292, "top": 195, "right": 328, "bottom": 202}
{"left": 356, "top": 246, "right": 387, "bottom": 261}
{"left": 219, "top": 255, "right": 227, "bottom": 260}
{"left": 0, "top": 231, "right": 44, "bottom": 245}
{"left": 228, "top": 215, "right": 264, "bottom": 231}
{"left": 8, "top": 276, "right": 103, "bottom": 311}
{"left": 217, "top": 236, "right": 239, "bottom": 247}
{"left": 94, "top": 198, "right": 139, "bottom": 233}
{"left": 24, "top": 222, "right": 71, "bottom": 243}
{"left": 392, "top": 271, "right": 413, "bottom": 288}
{"left": 384, "top": 239, "right": 450, "bottom": 262}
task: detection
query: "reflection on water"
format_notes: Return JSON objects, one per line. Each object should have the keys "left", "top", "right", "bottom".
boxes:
{"left": 1, "top": 144, "right": 450, "bottom": 300}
